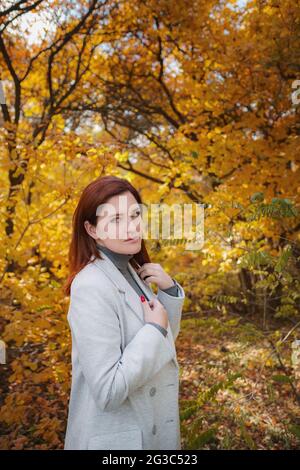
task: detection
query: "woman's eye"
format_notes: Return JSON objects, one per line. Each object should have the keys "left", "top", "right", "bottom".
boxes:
{"left": 111, "top": 211, "right": 140, "bottom": 223}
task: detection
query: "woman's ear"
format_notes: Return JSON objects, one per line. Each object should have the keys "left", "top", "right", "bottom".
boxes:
{"left": 84, "top": 220, "right": 97, "bottom": 240}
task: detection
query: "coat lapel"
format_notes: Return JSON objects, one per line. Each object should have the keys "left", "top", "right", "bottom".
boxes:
{"left": 92, "top": 251, "right": 146, "bottom": 325}
{"left": 91, "top": 251, "right": 179, "bottom": 368}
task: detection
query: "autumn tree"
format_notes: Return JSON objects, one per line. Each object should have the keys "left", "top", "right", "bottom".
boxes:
{"left": 0, "top": 0, "right": 299, "bottom": 449}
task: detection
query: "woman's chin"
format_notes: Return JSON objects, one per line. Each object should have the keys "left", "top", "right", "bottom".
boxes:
{"left": 123, "top": 240, "right": 142, "bottom": 253}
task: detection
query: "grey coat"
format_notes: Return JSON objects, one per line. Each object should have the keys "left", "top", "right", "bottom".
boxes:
{"left": 64, "top": 250, "right": 185, "bottom": 450}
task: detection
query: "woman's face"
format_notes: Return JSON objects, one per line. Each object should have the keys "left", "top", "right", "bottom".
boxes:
{"left": 94, "top": 190, "right": 143, "bottom": 254}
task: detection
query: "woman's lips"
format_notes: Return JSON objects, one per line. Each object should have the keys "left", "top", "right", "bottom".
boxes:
{"left": 124, "top": 237, "right": 140, "bottom": 242}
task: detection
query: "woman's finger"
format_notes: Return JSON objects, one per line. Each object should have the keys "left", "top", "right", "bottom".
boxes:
{"left": 138, "top": 264, "right": 159, "bottom": 276}
{"left": 142, "top": 275, "right": 158, "bottom": 284}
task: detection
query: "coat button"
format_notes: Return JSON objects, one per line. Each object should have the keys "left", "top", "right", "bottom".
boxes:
{"left": 152, "top": 424, "right": 157, "bottom": 435}
{"left": 149, "top": 386, "right": 156, "bottom": 396}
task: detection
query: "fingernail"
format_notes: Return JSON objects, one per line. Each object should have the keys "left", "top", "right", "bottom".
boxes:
{"left": 140, "top": 295, "right": 145, "bottom": 302}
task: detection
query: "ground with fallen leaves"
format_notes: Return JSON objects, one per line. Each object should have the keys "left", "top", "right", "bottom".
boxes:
{"left": 1, "top": 309, "right": 299, "bottom": 449}
{"left": 178, "top": 313, "right": 300, "bottom": 449}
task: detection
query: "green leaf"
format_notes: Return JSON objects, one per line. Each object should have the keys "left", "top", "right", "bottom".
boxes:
{"left": 240, "top": 421, "right": 256, "bottom": 449}
{"left": 274, "top": 245, "right": 292, "bottom": 272}
{"left": 250, "top": 192, "right": 264, "bottom": 203}
{"left": 193, "top": 428, "right": 218, "bottom": 448}
{"left": 271, "top": 374, "right": 292, "bottom": 384}
{"left": 289, "top": 424, "right": 300, "bottom": 439}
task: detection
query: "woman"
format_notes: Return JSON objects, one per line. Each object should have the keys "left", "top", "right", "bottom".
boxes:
{"left": 64, "top": 175, "right": 185, "bottom": 450}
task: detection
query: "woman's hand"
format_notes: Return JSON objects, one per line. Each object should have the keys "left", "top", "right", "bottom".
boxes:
{"left": 140, "top": 296, "right": 169, "bottom": 330}
{"left": 137, "top": 263, "right": 175, "bottom": 290}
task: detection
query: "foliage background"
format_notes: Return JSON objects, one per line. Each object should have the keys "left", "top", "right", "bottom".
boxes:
{"left": 0, "top": 0, "right": 299, "bottom": 449}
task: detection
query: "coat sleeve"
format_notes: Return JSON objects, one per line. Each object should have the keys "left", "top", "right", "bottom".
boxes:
{"left": 67, "top": 275, "right": 176, "bottom": 412}
{"left": 156, "top": 279, "right": 185, "bottom": 342}
{"left": 160, "top": 278, "right": 180, "bottom": 297}
{"left": 146, "top": 321, "right": 168, "bottom": 337}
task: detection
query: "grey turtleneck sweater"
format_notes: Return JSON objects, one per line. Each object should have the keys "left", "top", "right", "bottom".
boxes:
{"left": 96, "top": 243, "right": 180, "bottom": 337}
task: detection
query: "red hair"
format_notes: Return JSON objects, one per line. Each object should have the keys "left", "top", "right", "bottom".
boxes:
{"left": 64, "top": 175, "right": 151, "bottom": 296}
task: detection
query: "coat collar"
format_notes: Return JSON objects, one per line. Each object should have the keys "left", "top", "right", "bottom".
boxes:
{"left": 91, "top": 249, "right": 154, "bottom": 324}
{"left": 90, "top": 250, "right": 178, "bottom": 368}
{"left": 95, "top": 242, "right": 134, "bottom": 272}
